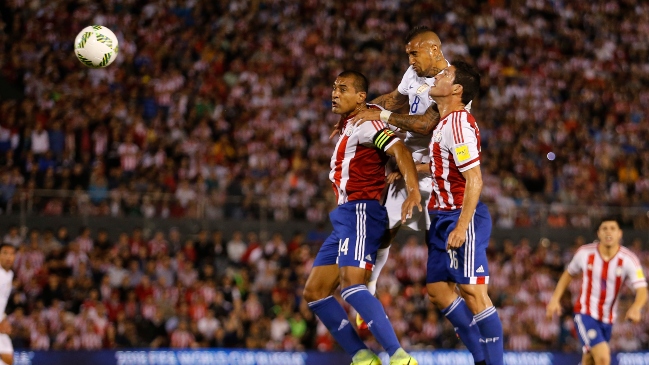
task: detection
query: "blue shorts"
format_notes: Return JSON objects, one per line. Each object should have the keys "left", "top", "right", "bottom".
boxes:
{"left": 574, "top": 314, "right": 612, "bottom": 353}
{"left": 313, "top": 200, "right": 388, "bottom": 270}
{"left": 426, "top": 202, "right": 491, "bottom": 284}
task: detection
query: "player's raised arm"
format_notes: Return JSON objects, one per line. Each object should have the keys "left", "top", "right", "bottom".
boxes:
{"left": 382, "top": 137, "right": 422, "bottom": 223}
{"left": 351, "top": 104, "right": 440, "bottom": 135}
{"left": 546, "top": 270, "right": 576, "bottom": 319}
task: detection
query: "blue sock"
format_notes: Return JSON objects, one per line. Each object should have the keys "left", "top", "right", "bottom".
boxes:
{"left": 441, "top": 297, "right": 486, "bottom": 364}
{"left": 341, "top": 284, "right": 401, "bottom": 356}
{"left": 308, "top": 296, "right": 367, "bottom": 356}
{"left": 474, "top": 306, "right": 504, "bottom": 365}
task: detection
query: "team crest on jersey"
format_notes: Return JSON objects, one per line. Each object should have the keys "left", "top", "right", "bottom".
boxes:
{"left": 344, "top": 125, "right": 354, "bottom": 136}
{"left": 433, "top": 130, "right": 443, "bottom": 143}
{"left": 616, "top": 267, "right": 623, "bottom": 276}
{"left": 416, "top": 84, "right": 429, "bottom": 94}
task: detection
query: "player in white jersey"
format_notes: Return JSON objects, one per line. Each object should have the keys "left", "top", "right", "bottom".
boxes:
{"left": 0, "top": 244, "right": 15, "bottom": 365}
{"left": 547, "top": 217, "right": 647, "bottom": 365}
{"left": 347, "top": 27, "right": 450, "bottom": 321}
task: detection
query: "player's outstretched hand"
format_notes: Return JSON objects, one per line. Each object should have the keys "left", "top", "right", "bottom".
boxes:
{"left": 546, "top": 299, "right": 562, "bottom": 320}
{"left": 446, "top": 225, "right": 467, "bottom": 250}
{"left": 386, "top": 171, "right": 402, "bottom": 184}
{"left": 625, "top": 306, "right": 642, "bottom": 323}
{"left": 401, "top": 192, "right": 422, "bottom": 223}
{"left": 350, "top": 109, "right": 382, "bottom": 126}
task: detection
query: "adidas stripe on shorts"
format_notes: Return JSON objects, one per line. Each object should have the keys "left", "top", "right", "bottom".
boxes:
{"left": 313, "top": 200, "right": 389, "bottom": 270}
{"left": 426, "top": 201, "right": 491, "bottom": 284}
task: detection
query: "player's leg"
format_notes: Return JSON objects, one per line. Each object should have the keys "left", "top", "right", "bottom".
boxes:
{"left": 427, "top": 213, "right": 486, "bottom": 365}
{"left": 358, "top": 228, "right": 393, "bottom": 330}
{"left": 574, "top": 314, "right": 612, "bottom": 365}
{"left": 0, "top": 334, "right": 13, "bottom": 365}
{"left": 581, "top": 353, "right": 595, "bottom": 365}
{"left": 456, "top": 203, "right": 503, "bottom": 365}
{"left": 367, "top": 180, "right": 407, "bottom": 296}
{"left": 338, "top": 201, "right": 415, "bottom": 363}
{"left": 588, "top": 342, "right": 611, "bottom": 365}
{"left": 304, "top": 229, "right": 368, "bottom": 359}
{"left": 366, "top": 226, "right": 395, "bottom": 296}
{"left": 368, "top": 176, "right": 430, "bottom": 296}
{"left": 359, "top": 182, "right": 405, "bottom": 329}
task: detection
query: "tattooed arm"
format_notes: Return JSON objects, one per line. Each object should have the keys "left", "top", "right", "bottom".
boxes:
{"left": 351, "top": 104, "right": 440, "bottom": 135}
{"left": 370, "top": 89, "right": 409, "bottom": 111}
{"left": 386, "top": 104, "right": 440, "bottom": 135}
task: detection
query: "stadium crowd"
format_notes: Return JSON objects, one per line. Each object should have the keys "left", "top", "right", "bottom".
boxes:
{"left": 2, "top": 225, "right": 648, "bottom": 352}
{"left": 0, "top": 1, "right": 648, "bottom": 228}
{"left": 0, "top": 0, "right": 649, "bottom": 354}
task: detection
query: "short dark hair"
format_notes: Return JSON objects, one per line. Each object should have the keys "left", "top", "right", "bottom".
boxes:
{"left": 451, "top": 60, "right": 481, "bottom": 105}
{"left": 0, "top": 243, "right": 16, "bottom": 252}
{"left": 597, "top": 216, "right": 621, "bottom": 230}
{"left": 405, "top": 26, "right": 432, "bottom": 43}
{"left": 337, "top": 71, "right": 369, "bottom": 93}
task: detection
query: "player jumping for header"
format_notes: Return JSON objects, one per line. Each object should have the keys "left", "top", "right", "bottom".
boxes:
{"left": 303, "top": 71, "right": 422, "bottom": 365}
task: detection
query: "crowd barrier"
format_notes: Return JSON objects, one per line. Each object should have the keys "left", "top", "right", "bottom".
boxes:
{"left": 11, "top": 349, "right": 649, "bottom": 365}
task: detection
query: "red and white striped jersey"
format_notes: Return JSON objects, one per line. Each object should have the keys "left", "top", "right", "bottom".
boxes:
{"left": 428, "top": 110, "right": 482, "bottom": 210}
{"left": 330, "top": 108, "right": 398, "bottom": 205}
{"left": 568, "top": 243, "right": 647, "bottom": 324}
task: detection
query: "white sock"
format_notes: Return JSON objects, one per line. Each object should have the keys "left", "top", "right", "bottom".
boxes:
{"left": 367, "top": 246, "right": 390, "bottom": 295}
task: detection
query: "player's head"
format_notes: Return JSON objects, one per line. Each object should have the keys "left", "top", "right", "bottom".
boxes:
{"left": 0, "top": 243, "right": 16, "bottom": 271}
{"left": 331, "top": 71, "right": 368, "bottom": 116}
{"left": 596, "top": 216, "right": 622, "bottom": 248}
{"left": 429, "top": 60, "right": 480, "bottom": 106}
{"left": 405, "top": 26, "right": 444, "bottom": 77}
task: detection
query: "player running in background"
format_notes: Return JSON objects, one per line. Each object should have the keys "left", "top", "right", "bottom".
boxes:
{"left": 0, "top": 244, "right": 15, "bottom": 365}
{"left": 304, "top": 71, "right": 422, "bottom": 365}
{"left": 547, "top": 217, "right": 647, "bottom": 365}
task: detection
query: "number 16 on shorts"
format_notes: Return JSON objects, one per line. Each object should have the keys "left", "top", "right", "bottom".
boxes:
{"left": 448, "top": 249, "right": 459, "bottom": 270}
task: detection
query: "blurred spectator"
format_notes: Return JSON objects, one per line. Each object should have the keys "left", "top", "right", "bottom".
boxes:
{"left": 226, "top": 231, "right": 247, "bottom": 264}
{"left": 2, "top": 225, "right": 22, "bottom": 247}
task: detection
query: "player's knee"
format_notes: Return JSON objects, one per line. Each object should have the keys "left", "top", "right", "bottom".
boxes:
{"left": 426, "top": 286, "right": 455, "bottom": 309}
{"left": 459, "top": 285, "right": 492, "bottom": 314}
{"left": 592, "top": 355, "right": 609, "bottom": 365}
{"left": 303, "top": 285, "right": 327, "bottom": 303}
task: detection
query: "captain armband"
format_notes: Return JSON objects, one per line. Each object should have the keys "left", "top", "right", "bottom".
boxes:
{"left": 372, "top": 128, "right": 398, "bottom": 151}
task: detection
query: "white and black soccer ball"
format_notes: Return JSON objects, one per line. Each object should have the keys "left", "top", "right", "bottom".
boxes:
{"left": 74, "top": 25, "right": 119, "bottom": 68}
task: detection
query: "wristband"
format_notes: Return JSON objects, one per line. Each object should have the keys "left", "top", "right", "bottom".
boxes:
{"left": 380, "top": 110, "right": 392, "bottom": 123}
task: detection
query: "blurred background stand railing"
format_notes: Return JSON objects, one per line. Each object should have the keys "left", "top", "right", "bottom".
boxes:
{"left": 1, "top": 189, "right": 648, "bottom": 248}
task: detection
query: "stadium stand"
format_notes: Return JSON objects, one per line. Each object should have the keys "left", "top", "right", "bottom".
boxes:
{"left": 0, "top": 0, "right": 647, "bottom": 354}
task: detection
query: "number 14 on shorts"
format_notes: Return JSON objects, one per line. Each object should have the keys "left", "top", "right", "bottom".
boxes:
{"left": 339, "top": 238, "right": 349, "bottom": 256}
{"left": 448, "top": 249, "right": 458, "bottom": 270}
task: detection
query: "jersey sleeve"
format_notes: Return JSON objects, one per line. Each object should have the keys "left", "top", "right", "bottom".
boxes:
{"left": 566, "top": 249, "right": 584, "bottom": 276}
{"left": 356, "top": 120, "right": 399, "bottom": 152}
{"left": 445, "top": 112, "right": 481, "bottom": 172}
{"left": 397, "top": 66, "right": 415, "bottom": 95}
{"left": 624, "top": 254, "right": 647, "bottom": 290}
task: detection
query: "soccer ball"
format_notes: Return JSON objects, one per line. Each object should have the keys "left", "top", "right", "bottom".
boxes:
{"left": 74, "top": 25, "right": 119, "bottom": 68}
